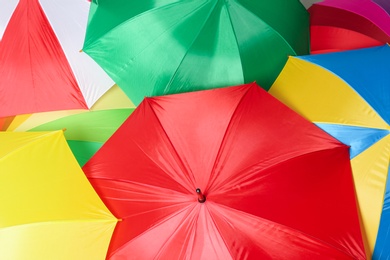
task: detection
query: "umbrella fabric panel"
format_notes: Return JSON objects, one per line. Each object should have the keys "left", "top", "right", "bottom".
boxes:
{"left": 209, "top": 201, "right": 361, "bottom": 260}
{"left": 269, "top": 55, "right": 388, "bottom": 128}
{"left": 299, "top": 45, "right": 390, "bottom": 124}
{"left": 0, "top": 131, "right": 116, "bottom": 225}
{"left": 350, "top": 134, "right": 390, "bottom": 256}
{"left": 310, "top": 25, "right": 384, "bottom": 54}
{"left": 374, "top": 164, "right": 390, "bottom": 259}
{"left": 0, "top": 131, "right": 117, "bottom": 260}
{"left": 83, "top": 0, "right": 309, "bottom": 105}
{"left": 316, "top": 123, "right": 390, "bottom": 159}
{"left": 0, "top": 0, "right": 87, "bottom": 117}
{"left": 84, "top": 83, "right": 365, "bottom": 259}
{"left": 0, "top": 222, "right": 115, "bottom": 260}
{"left": 0, "top": 0, "right": 114, "bottom": 117}
{"left": 210, "top": 146, "right": 364, "bottom": 259}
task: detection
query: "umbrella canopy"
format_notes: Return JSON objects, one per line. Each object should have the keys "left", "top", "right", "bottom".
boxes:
{"left": 0, "top": 130, "right": 118, "bottom": 260}
{"left": 5, "top": 85, "right": 136, "bottom": 166}
{"left": 27, "top": 108, "right": 134, "bottom": 166}
{"left": 373, "top": 0, "right": 390, "bottom": 15}
{"left": 0, "top": 0, "right": 114, "bottom": 117}
{"left": 83, "top": 82, "right": 365, "bottom": 259}
{"left": 82, "top": 0, "right": 309, "bottom": 105}
{"left": 269, "top": 44, "right": 390, "bottom": 259}
{"left": 309, "top": 0, "right": 390, "bottom": 54}
{"left": 2, "top": 85, "right": 135, "bottom": 166}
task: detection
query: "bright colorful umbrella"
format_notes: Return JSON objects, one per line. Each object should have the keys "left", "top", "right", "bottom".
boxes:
{"left": 309, "top": 0, "right": 390, "bottom": 54}
{"left": 269, "top": 44, "right": 390, "bottom": 258}
{"left": 0, "top": 0, "right": 114, "bottom": 117}
{"left": 82, "top": 0, "right": 309, "bottom": 105}
{"left": 0, "top": 130, "right": 118, "bottom": 260}
{"left": 83, "top": 82, "right": 365, "bottom": 259}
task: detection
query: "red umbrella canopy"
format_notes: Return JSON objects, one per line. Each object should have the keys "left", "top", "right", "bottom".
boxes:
{"left": 83, "top": 82, "right": 366, "bottom": 259}
{"left": 0, "top": 0, "right": 114, "bottom": 117}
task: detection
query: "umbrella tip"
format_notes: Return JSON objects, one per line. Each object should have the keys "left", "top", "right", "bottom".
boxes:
{"left": 62, "top": 128, "right": 67, "bottom": 132}
{"left": 196, "top": 188, "right": 206, "bottom": 203}
{"left": 79, "top": 49, "right": 83, "bottom": 53}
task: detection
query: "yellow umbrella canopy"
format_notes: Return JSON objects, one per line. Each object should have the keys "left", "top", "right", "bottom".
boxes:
{"left": 0, "top": 130, "right": 118, "bottom": 260}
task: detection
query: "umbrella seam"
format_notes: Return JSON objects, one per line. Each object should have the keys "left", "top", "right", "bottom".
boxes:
{"left": 83, "top": 1, "right": 210, "bottom": 52}
{"left": 144, "top": 98, "right": 195, "bottom": 193}
{"left": 206, "top": 84, "right": 252, "bottom": 191}
{"left": 232, "top": 2, "right": 297, "bottom": 56}
{"left": 109, "top": 203, "right": 197, "bottom": 258}
{"left": 212, "top": 202, "right": 361, "bottom": 259}
{"left": 165, "top": 1, "right": 220, "bottom": 89}
{"left": 211, "top": 146, "right": 349, "bottom": 196}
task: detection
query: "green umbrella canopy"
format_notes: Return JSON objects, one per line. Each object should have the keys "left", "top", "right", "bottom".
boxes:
{"left": 83, "top": 0, "right": 309, "bottom": 105}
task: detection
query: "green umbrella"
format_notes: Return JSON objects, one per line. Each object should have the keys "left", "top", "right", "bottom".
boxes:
{"left": 83, "top": 0, "right": 309, "bottom": 105}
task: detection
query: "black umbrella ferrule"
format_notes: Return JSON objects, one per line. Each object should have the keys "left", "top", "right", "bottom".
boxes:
{"left": 196, "top": 188, "right": 206, "bottom": 203}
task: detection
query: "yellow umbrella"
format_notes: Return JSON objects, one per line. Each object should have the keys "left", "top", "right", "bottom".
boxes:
{"left": 0, "top": 130, "right": 118, "bottom": 260}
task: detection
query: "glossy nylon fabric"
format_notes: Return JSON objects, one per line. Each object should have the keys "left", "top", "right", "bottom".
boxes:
{"left": 0, "top": 131, "right": 117, "bottom": 260}
{"left": 83, "top": 83, "right": 365, "bottom": 259}
{"left": 309, "top": 0, "right": 390, "bottom": 53}
{"left": 269, "top": 45, "right": 390, "bottom": 258}
{"left": 82, "top": 0, "right": 309, "bottom": 105}
{"left": 0, "top": 0, "right": 114, "bottom": 117}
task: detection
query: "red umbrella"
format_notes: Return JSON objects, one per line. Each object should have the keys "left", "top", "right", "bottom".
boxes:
{"left": 83, "top": 82, "right": 366, "bottom": 259}
{"left": 0, "top": 0, "right": 114, "bottom": 117}
{"left": 309, "top": 0, "right": 390, "bottom": 54}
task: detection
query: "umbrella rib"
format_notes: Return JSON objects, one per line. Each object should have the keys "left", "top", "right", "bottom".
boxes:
{"left": 233, "top": 2, "right": 297, "bottom": 55}
{"left": 165, "top": 1, "right": 220, "bottom": 88}
{"left": 209, "top": 202, "right": 359, "bottom": 259}
{"left": 212, "top": 146, "right": 347, "bottom": 195}
{"left": 84, "top": 1, "right": 211, "bottom": 52}
{"left": 153, "top": 204, "right": 199, "bottom": 259}
{"left": 206, "top": 85, "right": 252, "bottom": 191}
{"left": 109, "top": 203, "right": 197, "bottom": 257}
{"left": 144, "top": 99, "right": 195, "bottom": 193}
{"left": 203, "top": 203, "right": 235, "bottom": 259}
{"left": 119, "top": 202, "right": 192, "bottom": 220}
